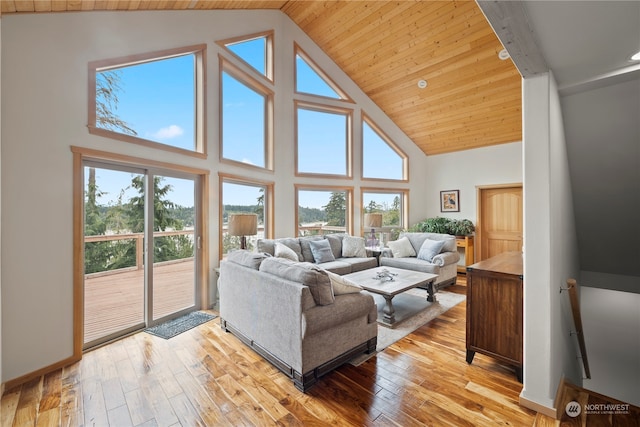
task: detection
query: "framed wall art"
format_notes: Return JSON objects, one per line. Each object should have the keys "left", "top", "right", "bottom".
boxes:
{"left": 440, "top": 190, "right": 460, "bottom": 212}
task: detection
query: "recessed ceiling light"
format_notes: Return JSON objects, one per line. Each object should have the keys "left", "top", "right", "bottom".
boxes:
{"left": 498, "top": 49, "right": 510, "bottom": 60}
{"left": 631, "top": 50, "right": 640, "bottom": 61}
{"left": 417, "top": 79, "right": 428, "bottom": 89}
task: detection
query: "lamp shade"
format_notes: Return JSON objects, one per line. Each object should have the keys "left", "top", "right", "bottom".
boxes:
{"left": 228, "top": 213, "right": 258, "bottom": 236}
{"left": 364, "top": 213, "right": 383, "bottom": 228}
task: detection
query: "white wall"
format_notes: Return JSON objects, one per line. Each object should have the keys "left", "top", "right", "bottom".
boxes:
{"left": 547, "top": 73, "right": 583, "bottom": 395}
{"left": 561, "top": 77, "right": 640, "bottom": 285}
{"left": 520, "top": 72, "right": 582, "bottom": 413}
{"left": 0, "top": 10, "right": 430, "bottom": 383}
{"left": 424, "top": 141, "right": 523, "bottom": 222}
{"left": 581, "top": 287, "right": 640, "bottom": 406}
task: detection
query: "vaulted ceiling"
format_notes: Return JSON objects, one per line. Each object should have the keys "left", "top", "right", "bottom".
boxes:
{"left": 1, "top": 0, "right": 522, "bottom": 156}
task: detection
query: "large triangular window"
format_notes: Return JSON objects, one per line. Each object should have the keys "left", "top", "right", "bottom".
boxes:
{"left": 362, "top": 115, "right": 407, "bottom": 181}
{"left": 295, "top": 45, "right": 349, "bottom": 100}
{"left": 218, "top": 31, "right": 273, "bottom": 81}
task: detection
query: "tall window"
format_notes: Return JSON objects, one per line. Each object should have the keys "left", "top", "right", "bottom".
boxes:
{"left": 89, "top": 44, "right": 206, "bottom": 156}
{"left": 362, "top": 189, "right": 407, "bottom": 243}
{"left": 221, "top": 176, "right": 272, "bottom": 255}
{"left": 362, "top": 115, "right": 407, "bottom": 181}
{"left": 296, "top": 103, "right": 352, "bottom": 177}
{"left": 220, "top": 60, "right": 273, "bottom": 170}
{"left": 296, "top": 186, "right": 352, "bottom": 236}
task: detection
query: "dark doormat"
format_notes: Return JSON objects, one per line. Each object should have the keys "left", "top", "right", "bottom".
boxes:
{"left": 145, "top": 311, "right": 217, "bottom": 339}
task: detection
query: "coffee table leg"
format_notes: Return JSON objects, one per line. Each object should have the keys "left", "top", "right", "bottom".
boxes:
{"left": 426, "top": 280, "right": 437, "bottom": 303}
{"left": 382, "top": 295, "right": 396, "bottom": 325}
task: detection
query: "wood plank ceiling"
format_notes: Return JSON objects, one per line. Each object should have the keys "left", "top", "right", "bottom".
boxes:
{"left": 1, "top": 1, "right": 522, "bottom": 156}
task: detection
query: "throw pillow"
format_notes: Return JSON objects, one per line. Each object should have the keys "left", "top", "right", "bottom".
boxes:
{"left": 325, "top": 234, "right": 345, "bottom": 259}
{"left": 326, "top": 271, "right": 363, "bottom": 295}
{"left": 274, "top": 242, "right": 299, "bottom": 262}
{"left": 417, "top": 238, "right": 446, "bottom": 262}
{"left": 309, "top": 239, "right": 336, "bottom": 264}
{"left": 299, "top": 235, "right": 324, "bottom": 262}
{"left": 387, "top": 236, "right": 416, "bottom": 258}
{"left": 342, "top": 236, "right": 367, "bottom": 258}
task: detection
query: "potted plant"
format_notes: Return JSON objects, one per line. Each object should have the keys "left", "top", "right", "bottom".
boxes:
{"left": 410, "top": 217, "right": 475, "bottom": 236}
{"left": 448, "top": 218, "right": 475, "bottom": 236}
{"left": 412, "top": 217, "right": 451, "bottom": 233}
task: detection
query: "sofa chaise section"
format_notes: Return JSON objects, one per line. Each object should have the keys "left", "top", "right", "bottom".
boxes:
{"left": 218, "top": 251, "right": 377, "bottom": 391}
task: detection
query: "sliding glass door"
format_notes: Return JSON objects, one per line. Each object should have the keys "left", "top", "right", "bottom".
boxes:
{"left": 83, "top": 162, "right": 200, "bottom": 348}
{"left": 151, "top": 174, "right": 197, "bottom": 321}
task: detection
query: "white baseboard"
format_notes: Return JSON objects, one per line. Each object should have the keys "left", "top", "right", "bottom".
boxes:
{"left": 519, "top": 395, "right": 557, "bottom": 419}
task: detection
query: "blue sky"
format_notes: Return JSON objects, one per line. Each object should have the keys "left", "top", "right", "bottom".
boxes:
{"left": 93, "top": 40, "right": 403, "bottom": 210}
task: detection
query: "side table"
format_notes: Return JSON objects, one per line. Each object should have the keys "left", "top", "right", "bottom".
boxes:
{"left": 366, "top": 246, "right": 383, "bottom": 265}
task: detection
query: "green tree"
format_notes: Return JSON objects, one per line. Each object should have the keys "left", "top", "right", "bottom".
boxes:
{"left": 95, "top": 70, "right": 138, "bottom": 135}
{"left": 384, "top": 196, "right": 401, "bottom": 226}
{"left": 323, "top": 192, "right": 346, "bottom": 226}
{"left": 84, "top": 168, "right": 113, "bottom": 274}
{"left": 128, "top": 176, "right": 193, "bottom": 262}
{"left": 255, "top": 188, "right": 265, "bottom": 223}
{"left": 365, "top": 200, "right": 380, "bottom": 213}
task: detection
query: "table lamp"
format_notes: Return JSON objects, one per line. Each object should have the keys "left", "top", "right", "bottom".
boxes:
{"left": 228, "top": 213, "right": 258, "bottom": 250}
{"left": 363, "top": 213, "right": 383, "bottom": 247}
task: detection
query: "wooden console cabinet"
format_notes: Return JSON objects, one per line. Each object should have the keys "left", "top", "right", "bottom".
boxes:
{"left": 466, "top": 251, "right": 523, "bottom": 382}
{"left": 455, "top": 235, "right": 474, "bottom": 273}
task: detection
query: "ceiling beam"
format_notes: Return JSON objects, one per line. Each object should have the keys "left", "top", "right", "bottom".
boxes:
{"left": 476, "top": 0, "right": 548, "bottom": 78}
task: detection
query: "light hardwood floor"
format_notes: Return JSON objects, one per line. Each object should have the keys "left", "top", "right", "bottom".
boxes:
{"left": 3, "top": 277, "right": 549, "bottom": 426}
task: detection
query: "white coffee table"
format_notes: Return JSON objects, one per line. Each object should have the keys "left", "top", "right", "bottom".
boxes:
{"left": 343, "top": 267, "right": 438, "bottom": 327}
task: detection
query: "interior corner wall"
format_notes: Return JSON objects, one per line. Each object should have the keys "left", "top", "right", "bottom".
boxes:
{"left": 520, "top": 72, "right": 582, "bottom": 413}
{"left": 423, "top": 141, "right": 522, "bottom": 224}
{"left": 547, "top": 73, "right": 583, "bottom": 392}
{"left": 0, "top": 10, "right": 428, "bottom": 383}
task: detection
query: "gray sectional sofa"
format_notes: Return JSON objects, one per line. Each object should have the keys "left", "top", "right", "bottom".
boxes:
{"left": 218, "top": 249, "right": 378, "bottom": 392}
{"left": 257, "top": 234, "right": 378, "bottom": 274}
{"left": 380, "top": 232, "right": 460, "bottom": 292}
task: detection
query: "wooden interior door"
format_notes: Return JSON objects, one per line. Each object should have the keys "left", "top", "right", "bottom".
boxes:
{"left": 477, "top": 185, "right": 523, "bottom": 261}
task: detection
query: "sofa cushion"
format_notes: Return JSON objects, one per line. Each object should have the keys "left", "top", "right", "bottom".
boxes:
{"left": 258, "top": 238, "right": 304, "bottom": 261}
{"left": 401, "top": 232, "right": 456, "bottom": 253}
{"left": 309, "top": 239, "right": 335, "bottom": 263}
{"left": 342, "top": 236, "right": 367, "bottom": 258}
{"left": 275, "top": 242, "right": 299, "bottom": 262}
{"left": 326, "top": 271, "right": 362, "bottom": 295}
{"left": 299, "top": 235, "right": 324, "bottom": 262}
{"left": 336, "top": 257, "right": 378, "bottom": 272}
{"left": 417, "top": 239, "right": 446, "bottom": 262}
{"left": 325, "top": 234, "right": 345, "bottom": 259}
{"left": 387, "top": 236, "right": 416, "bottom": 258}
{"left": 225, "top": 250, "right": 271, "bottom": 270}
{"left": 259, "top": 257, "right": 335, "bottom": 306}
{"left": 316, "top": 260, "right": 353, "bottom": 275}
{"left": 379, "top": 256, "right": 440, "bottom": 275}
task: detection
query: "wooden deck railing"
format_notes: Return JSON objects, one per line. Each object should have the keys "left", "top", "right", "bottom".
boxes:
{"left": 85, "top": 230, "right": 194, "bottom": 275}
